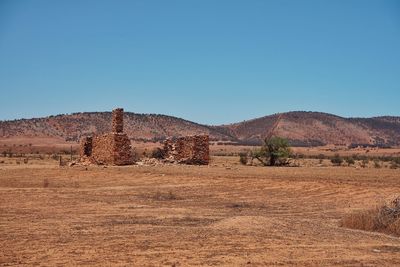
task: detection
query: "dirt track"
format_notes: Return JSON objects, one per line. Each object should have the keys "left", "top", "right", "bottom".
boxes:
{"left": 1, "top": 158, "right": 400, "bottom": 266}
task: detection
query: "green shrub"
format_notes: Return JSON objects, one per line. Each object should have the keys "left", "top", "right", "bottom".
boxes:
{"left": 252, "top": 137, "right": 291, "bottom": 166}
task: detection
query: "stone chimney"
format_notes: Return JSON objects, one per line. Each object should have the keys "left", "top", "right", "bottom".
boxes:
{"left": 112, "top": 108, "right": 124, "bottom": 133}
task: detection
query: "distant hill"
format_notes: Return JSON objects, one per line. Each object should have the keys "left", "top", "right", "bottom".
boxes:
{"left": 222, "top": 112, "right": 400, "bottom": 147}
{"left": 0, "top": 112, "right": 234, "bottom": 142}
{"left": 1, "top": 111, "right": 399, "bottom": 147}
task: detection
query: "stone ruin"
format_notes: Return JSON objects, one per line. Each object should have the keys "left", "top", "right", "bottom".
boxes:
{"left": 78, "top": 108, "right": 210, "bottom": 166}
{"left": 163, "top": 135, "right": 210, "bottom": 165}
{"left": 79, "top": 108, "right": 133, "bottom": 165}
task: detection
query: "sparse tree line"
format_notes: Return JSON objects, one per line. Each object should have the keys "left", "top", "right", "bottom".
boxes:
{"left": 237, "top": 137, "right": 400, "bottom": 168}
{"left": 327, "top": 154, "right": 400, "bottom": 169}
{"left": 2, "top": 136, "right": 400, "bottom": 169}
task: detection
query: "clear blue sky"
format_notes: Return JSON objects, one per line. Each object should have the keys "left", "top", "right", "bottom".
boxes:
{"left": 0, "top": 0, "right": 399, "bottom": 125}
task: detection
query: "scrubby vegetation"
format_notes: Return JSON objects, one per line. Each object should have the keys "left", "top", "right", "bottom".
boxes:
{"left": 341, "top": 197, "right": 400, "bottom": 236}
{"left": 248, "top": 137, "right": 292, "bottom": 166}
{"left": 345, "top": 157, "right": 355, "bottom": 166}
{"left": 286, "top": 152, "right": 400, "bottom": 168}
{"left": 239, "top": 152, "right": 248, "bottom": 165}
{"left": 330, "top": 154, "right": 343, "bottom": 166}
{"left": 150, "top": 148, "right": 166, "bottom": 159}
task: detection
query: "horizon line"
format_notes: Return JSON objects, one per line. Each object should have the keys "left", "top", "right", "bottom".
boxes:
{"left": 1, "top": 110, "right": 399, "bottom": 126}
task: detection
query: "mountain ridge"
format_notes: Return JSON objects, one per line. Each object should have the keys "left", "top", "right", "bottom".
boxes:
{"left": 1, "top": 111, "right": 399, "bottom": 147}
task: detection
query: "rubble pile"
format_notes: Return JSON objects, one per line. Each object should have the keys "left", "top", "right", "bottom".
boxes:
{"left": 136, "top": 158, "right": 163, "bottom": 166}
{"left": 164, "top": 135, "right": 210, "bottom": 165}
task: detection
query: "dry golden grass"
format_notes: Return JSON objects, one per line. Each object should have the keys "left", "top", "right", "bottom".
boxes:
{"left": 1, "top": 156, "right": 400, "bottom": 266}
{"left": 341, "top": 197, "right": 400, "bottom": 236}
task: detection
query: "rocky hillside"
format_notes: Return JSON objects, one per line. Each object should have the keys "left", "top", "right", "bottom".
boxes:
{"left": 1, "top": 111, "right": 399, "bottom": 147}
{"left": 0, "top": 112, "right": 233, "bottom": 142}
{"left": 222, "top": 112, "right": 400, "bottom": 146}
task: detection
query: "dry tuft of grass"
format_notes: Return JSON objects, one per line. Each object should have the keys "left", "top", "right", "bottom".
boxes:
{"left": 341, "top": 196, "right": 400, "bottom": 236}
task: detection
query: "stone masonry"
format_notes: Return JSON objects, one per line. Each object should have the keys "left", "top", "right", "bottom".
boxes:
{"left": 164, "top": 135, "right": 210, "bottom": 165}
{"left": 112, "top": 108, "right": 124, "bottom": 133}
{"left": 79, "top": 108, "right": 133, "bottom": 165}
{"left": 79, "top": 136, "right": 93, "bottom": 158}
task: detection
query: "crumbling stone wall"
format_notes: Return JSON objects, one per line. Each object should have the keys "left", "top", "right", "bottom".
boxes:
{"left": 112, "top": 108, "right": 124, "bottom": 133}
{"left": 91, "top": 134, "right": 114, "bottom": 164}
{"left": 112, "top": 133, "right": 133, "bottom": 165}
{"left": 79, "top": 136, "right": 93, "bottom": 158}
{"left": 79, "top": 108, "right": 133, "bottom": 165}
{"left": 164, "top": 135, "right": 209, "bottom": 165}
{"left": 91, "top": 133, "right": 133, "bottom": 165}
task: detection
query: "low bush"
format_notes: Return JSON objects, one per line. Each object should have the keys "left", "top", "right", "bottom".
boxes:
{"left": 345, "top": 157, "right": 355, "bottom": 166}
{"left": 390, "top": 162, "right": 398, "bottom": 169}
{"left": 374, "top": 160, "right": 381, "bottom": 169}
{"left": 150, "top": 148, "right": 165, "bottom": 159}
{"left": 330, "top": 154, "right": 343, "bottom": 166}
{"left": 361, "top": 159, "right": 369, "bottom": 168}
{"left": 239, "top": 152, "right": 248, "bottom": 165}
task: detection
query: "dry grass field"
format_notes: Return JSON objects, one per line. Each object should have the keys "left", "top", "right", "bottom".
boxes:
{"left": 1, "top": 156, "right": 400, "bottom": 266}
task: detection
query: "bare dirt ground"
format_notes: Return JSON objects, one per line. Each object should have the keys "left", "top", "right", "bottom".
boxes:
{"left": 1, "top": 157, "right": 400, "bottom": 266}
